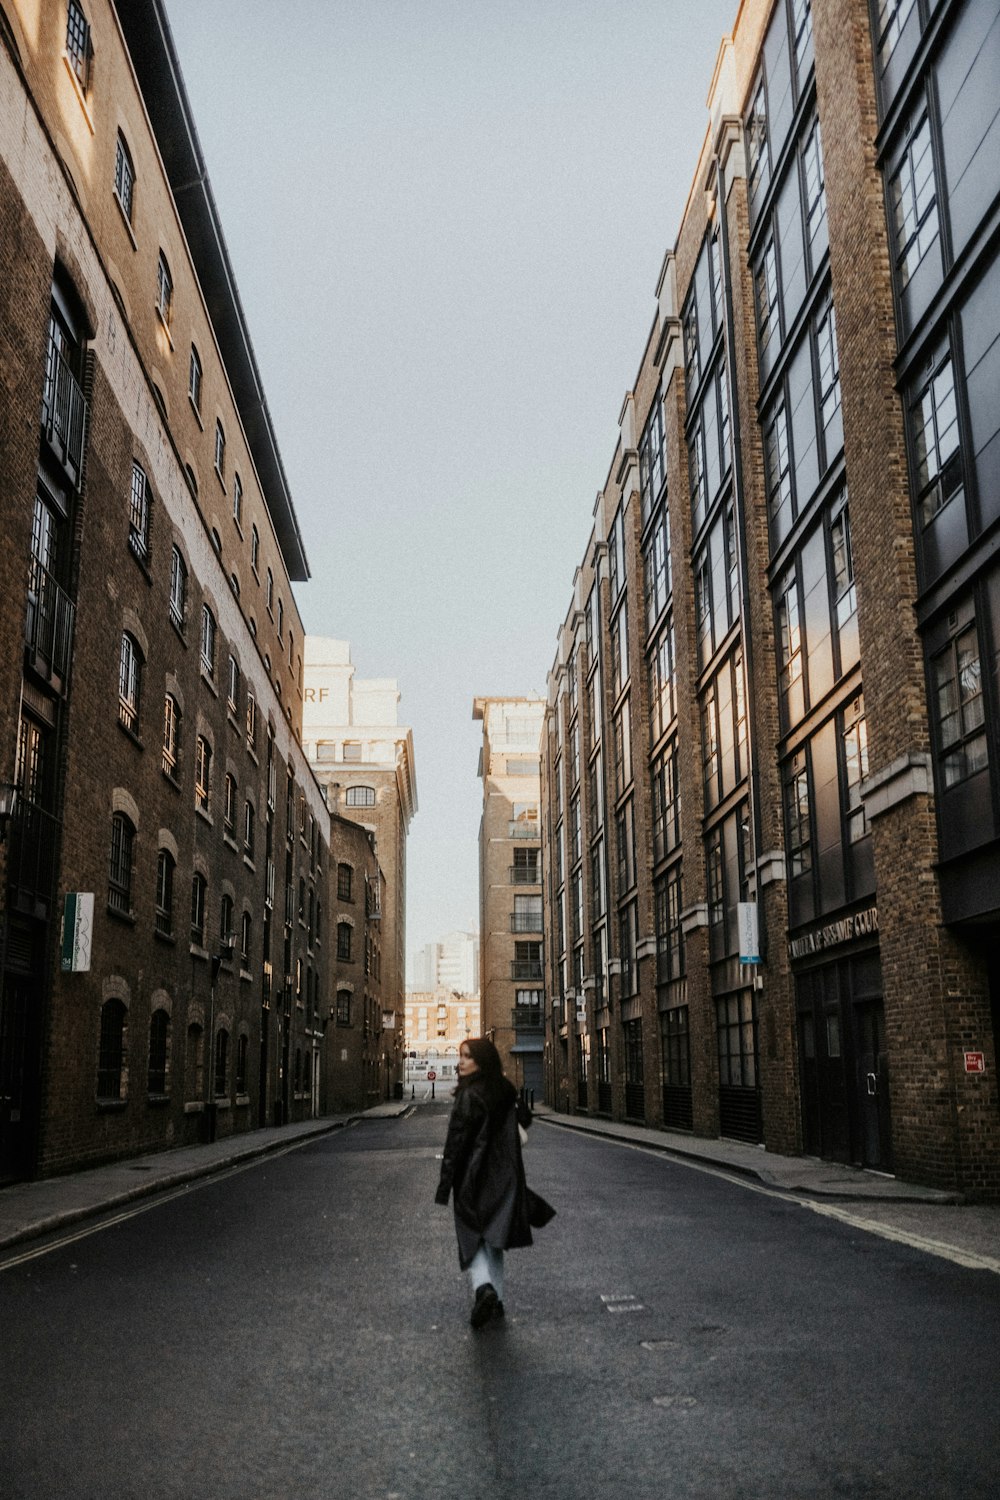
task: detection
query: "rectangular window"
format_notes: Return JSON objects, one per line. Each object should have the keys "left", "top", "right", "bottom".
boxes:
{"left": 200, "top": 606, "right": 215, "bottom": 677}
{"left": 755, "top": 239, "right": 780, "bottom": 360}
{"left": 195, "top": 737, "right": 211, "bottom": 812}
{"left": 156, "top": 253, "right": 173, "bottom": 328}
{"left": 118, "top": 633, "right": 140, "bottom": 733}
{"left": 802, "top": 119, "right": 826, "bottom": 253}
{"left": 764, "top": 404, "right": 793, "bottom": 531}
{"left": 932, "top": 618, "right": 988, "bottom": 788}
{"left": 746, "top": 79, "right": 770, "bottom": 206}
{"left": 890, "top": 114, "right": 939, "bottom": 290}
{"left": 66, "top": 2, "right": 93, "bottom": 93}
{"left": 114, "top": 134, "right": 135, "bottom": 222}
{"left": 129, "top": 462, "right": 150, "bottom": 561}
{"left": 816, "top": 302, "right": 841, "bottom": 432}
{"left": 877, "top": 0, "right": 918, "bottom": 66}
{"left": 912, "top": 353, "right": 962, "bottom": 526}
{"left": 227, "top": 655, "right": 240, "bottom": 715}
{"left": 233, "top": 472, "right": 243, "bottom": 530}
{"left": 162, "top": 694, "right": 179, "bottom": 779}
{"left": 842, "top": 700, "right": 869, "bottom": 843}
{"left": 215, "top": 422, "right": 226, "bottom": 479}
{"left": 784, "top": 751, "right": 812, "bottom": 876}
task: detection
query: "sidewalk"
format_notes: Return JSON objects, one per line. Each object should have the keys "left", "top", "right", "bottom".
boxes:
{"left": 0, "top": 1102, "right": 412, "bottom": 1255}
{"left": 533, "top": 1104, "right": 957, "bottom": 1203}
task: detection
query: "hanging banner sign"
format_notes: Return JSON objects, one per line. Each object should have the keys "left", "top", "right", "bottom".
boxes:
{"left": 61, "top": 892, "right": 94, "bottom": 972}
{"left": 738, "top": 902, "right": 760, "bottom": 965}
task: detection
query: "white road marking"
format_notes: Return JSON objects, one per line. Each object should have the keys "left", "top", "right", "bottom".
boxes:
{"left": 583, "top": 1136, "right": 1000, "bottom": 1277}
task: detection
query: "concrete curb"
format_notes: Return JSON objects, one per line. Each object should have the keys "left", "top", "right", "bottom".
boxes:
{"left": 0, "top": 1118, "right": 357, "bottom": 1255}
{"left": 536, "top": 1111, "right": 961, "bottom": 1204}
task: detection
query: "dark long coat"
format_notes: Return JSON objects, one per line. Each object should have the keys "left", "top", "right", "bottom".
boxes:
{"left": 434, "top": 1076, "right": 533, "bottom": 1269}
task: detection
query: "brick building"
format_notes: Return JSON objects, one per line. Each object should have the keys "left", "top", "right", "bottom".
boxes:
{"left": 474, "top": 696, "right": 546, "bottom": 1096}
{"left": 404, "top": 987, "right": 481, "bottom": 1090}
{"left": 541, "top": 0, "right": 1000, "bottom": 1197}
{"left": 0, "top": 0, "right": 330, "bottom": 1179}
{"left": 322, "top": 814, "right": 385, "bottom": 1113}
{"left": 302, "top": 636, "right": 417, "bottom": 1101}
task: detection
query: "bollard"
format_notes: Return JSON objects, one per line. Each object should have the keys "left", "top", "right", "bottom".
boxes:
{"left": 411, "top": 1084, "right": 415, "bottom": 1100}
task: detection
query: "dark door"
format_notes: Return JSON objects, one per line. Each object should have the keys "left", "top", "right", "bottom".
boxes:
{"left": 855, "top": 999, "right": 892, "bottom": 1170}
{"left": 0, "top": 976, "right": 39, "bottom": 1182}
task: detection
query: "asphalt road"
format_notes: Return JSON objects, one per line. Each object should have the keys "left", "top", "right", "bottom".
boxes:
{"left": 1, "top": 1104, "right": 998, "bottom": 1500}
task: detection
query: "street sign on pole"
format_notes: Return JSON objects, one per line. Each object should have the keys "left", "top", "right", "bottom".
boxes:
{"left": 427, "top": 1070, "right": 437, "bottom": 1081}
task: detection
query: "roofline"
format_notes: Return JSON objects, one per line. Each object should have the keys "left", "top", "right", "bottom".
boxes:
{"left": 114, "top": 0, "right": 310, "bottom": 582}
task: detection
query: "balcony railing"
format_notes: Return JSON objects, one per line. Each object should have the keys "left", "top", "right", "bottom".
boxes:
{"left": 511, "top": 1006, "right": 544, "bottom": 1032}
{"left": 42, "top": 347, "right": 88, "bottom": 488}
{"left": 508, "top": 821, "right": 540, "bottom": 839}
{"left": 510, "top": 959, "right": 543, "bottom": 981}
{"left": 6, "top": 798, "right": 59, "bottom": 915}
{"left": 509, "top": 865, "right": 540, "bottom": 884}
{"left": 25, "top": 558, "right": 75, "bottom": 689}
{"left": 510, "top": 912, "right": 543, "bottom": 933}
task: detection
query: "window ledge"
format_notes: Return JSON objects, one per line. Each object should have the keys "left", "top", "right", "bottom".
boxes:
{"left": 215, "top": 465, "right": 227, "bottom": 494}
{"left": 62, "top": 54, "right": 95, "bottom": 132}
{"left": 106, "top": 904, "right": 135, "bottom": 925}
{"left": 190, "top": 943, "right": 209, "bottom": 961}
{"left": 195, "top": 806, "right": 213, "bottom": 827}
{"left": 118, "top": 719, "right": 143, "bottom": 750}
{"left": 200, "top": 669, "right": 218, "bottom": 697}
{"left": 223, "top": 830, "right": 239, "bottom": 852}
{"left": 243, "top": 854, "right": 256, "bottom": 872}
{"left": 227, "top": 710, "right": 241, "bottom": 735}
{"left": 184, "top": 1100, "right": 204, "bottom": 1115}
{"left": 162, "top": 767, "right": 182, "bottom": 793}
{"left": 188, "top": 395, "right": 205, "bottom": 430}
{"left": 214, "top": 1098, "right": 232, "bottom": 1112}
{"left": 114, "top": 191, "right": 138, "bottom": 250}
{"left": 235, "top": 1094, "right": 250, "bottom": 1107}
{"left": 96, "top": 1098, "right": 127, "bottom": 1113}
{"left": 153, "top": 928, "right": 176, "bottom": 946}
{"left": 146, "top": 1093, "right": 171, "bottom": 1107}
{"left": 155, "top": 305, "right": 175, "bottom": 352}
{"left": 128, "top": 543, "right": 153, "bottom": 584}
{"left": 169, "top": 613, "right": 188, "bottom": 647}
{"left": 239, "top": 968, "right": 252, "bottom": 983}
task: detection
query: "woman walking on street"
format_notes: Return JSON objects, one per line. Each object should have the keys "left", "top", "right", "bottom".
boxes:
{"left": 434, "top": 1037, "right": 534, "bottom": 1329}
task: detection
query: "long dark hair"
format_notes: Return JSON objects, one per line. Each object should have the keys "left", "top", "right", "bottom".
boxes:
{"left": 455, "top": 1037, "right": 513, "bottom": 1109}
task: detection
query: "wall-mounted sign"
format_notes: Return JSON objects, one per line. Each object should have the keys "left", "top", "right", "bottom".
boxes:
{"left": 788, "top": 905, "right": 879, "bottom": 961}
{"left": 60, "top": 893, "right": 94, "bottom": 972}
{"left": 738, "top": 903, "right": 760, "bottom": 965}
{"left": 964, "top": 1052, "right": 986, "bottom": 1074}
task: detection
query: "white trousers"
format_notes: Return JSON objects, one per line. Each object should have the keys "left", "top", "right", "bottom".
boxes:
{"left": 467, "top": 1240, "right": 504, "bottom": 1300}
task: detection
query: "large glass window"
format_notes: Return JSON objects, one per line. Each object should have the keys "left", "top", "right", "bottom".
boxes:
{"left": 889, "top": 113, "right": 939, "bottom": 290}
{"left": 912, "top": 352, "right": 962, "bottom": 527}
{"left": 932, "top": 616, "right": 987, "bottom": 788}
{"left": 784, "top": 750, "right": 812, "bottom": 877}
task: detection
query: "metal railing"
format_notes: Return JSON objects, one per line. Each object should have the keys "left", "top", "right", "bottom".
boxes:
{"left": 510, "top": 960, "right": 543, "bottom": 981}
{"left": 25, "top": 558, "right": 75, "bottom": 686}
{"left": 510, "top": 912, "right": 543, "bottom": 933}
{"left": 508, "top": 821, "right": 540, "bottom": 839}
{"left": 6, "top": 798, "right": 59, "bottom": 913}
{"left": 509, "top": 865, "right": 540, "bottom": 884}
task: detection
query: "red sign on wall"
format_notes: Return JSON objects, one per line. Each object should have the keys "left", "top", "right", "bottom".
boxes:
{"left": 964, "top": 1052, "right": 986, "bottom": 1074}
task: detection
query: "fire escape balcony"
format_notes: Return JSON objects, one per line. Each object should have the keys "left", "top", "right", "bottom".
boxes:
{"left": 6, "top": 798, "right": 59, "bottom": 917}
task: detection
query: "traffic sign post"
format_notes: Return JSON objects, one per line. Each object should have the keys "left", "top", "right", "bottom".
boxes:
{"left": 427, "top": 1068, "right": 437, "bottom": 1099}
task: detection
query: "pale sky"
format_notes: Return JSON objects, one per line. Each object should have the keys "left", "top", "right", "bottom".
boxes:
{"left": 164, "top": 0, "right": 738, "bottom": 971}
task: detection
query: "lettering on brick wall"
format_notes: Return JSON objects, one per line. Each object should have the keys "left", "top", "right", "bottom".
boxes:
{"left": 788, "top": 905, "right": 879, "bottom": 961}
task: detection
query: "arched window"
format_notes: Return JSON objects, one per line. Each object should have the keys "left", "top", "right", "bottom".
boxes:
{"left": 169, "top": 547, "right": 187, "bottom": 628}
{"left": 214, "top": 420, "right": 226, "bottom": 479}
{"left": 244, "top": 797, "right": 255, "bottom": 859}
{"left": 200, "top": 604, "right": 216, "bottom": 676}
{"left": 155, "top": 848, "right": 175, "bottom": 936}
{"left": 156, "top": 251, "right": 173, "bottom": 327}
{"left": 337, "top": 922, "right": 352, "bottom": 962}
{"left": 345, "top": 785, "right": 376, "bottom": 808}
{"left": 97, "top": 998, "right": 126, "bottom": 1100}
{"left": 191, "top": 871, "right": 207, "bottom": 945}
{"left": 337, "top": 863, "right": 353, "bottom": 901}
{"left": 214, "top": 1027, "right": 229, "bottom": 1098}
{"left": 224, "top": 772, "right": 237, "bottom": 833}
{"left": 195, "top": 736, "right": 212, "bottom": 812}
{"left": 233, "top": 472, "right": 243, "bottom": 529}
{"left": 220, "top": 892, "right": 234, "bottom": 946}
{"left": 236, "top": 1033, "right": 249, "bottom": 1095}
{"left": 118, "top": 632, "right": 142, "bottom": 733}
{"left": 108, "top": 812, "right": 135, "bottom": 914}
{"left": 266, "top": 568, "right": 274, "bottom": 613}
{"left": 251, "top": 525, "right": 260, "bottom": 574}
{"left": 240, "top": 909, "right": 252, "bottom": 966}
{"left": 188, "top": 345, "right": 202, "bottom": 411}
{"left": 148, "top": 1009, "right": 169, "bottom": 1095}
{"left": 162, "top": 693, "right": 181, "bottom": 779}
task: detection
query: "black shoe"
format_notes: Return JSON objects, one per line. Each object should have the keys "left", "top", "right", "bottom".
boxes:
{"left": 470, "top": 1283, "right": 498, "bottom": 1329}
